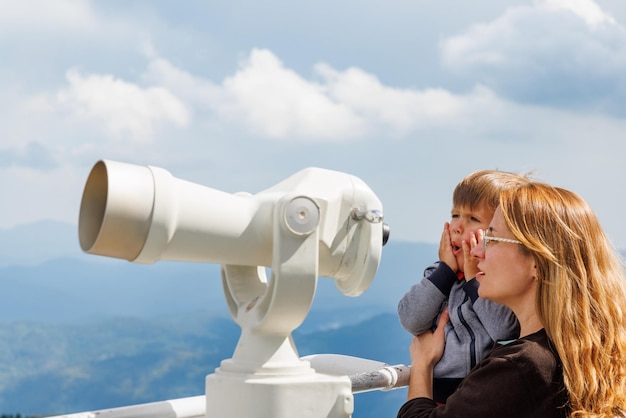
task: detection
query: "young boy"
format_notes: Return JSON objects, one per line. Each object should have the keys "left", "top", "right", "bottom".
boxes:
{"left": 397, "top": 170, "right": 526, "bottom": 403}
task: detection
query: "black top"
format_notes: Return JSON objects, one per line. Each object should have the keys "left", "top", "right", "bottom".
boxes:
{"left": 397, "top": 329, "right": 569, "bottom": 418}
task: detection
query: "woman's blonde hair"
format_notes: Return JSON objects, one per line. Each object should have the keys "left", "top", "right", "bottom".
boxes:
{"left": 499, "top": 182, "right": 626, "bottom": 418}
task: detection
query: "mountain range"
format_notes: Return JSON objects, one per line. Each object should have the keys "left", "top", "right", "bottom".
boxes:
{"left": 0, "top": 221, "right": 436, "bottom": 416}
{"left": 0, "top": 312, "right": 412, "bottom": 417}
{"left": 3, "top": 221, "right": 625, "bottom": 416}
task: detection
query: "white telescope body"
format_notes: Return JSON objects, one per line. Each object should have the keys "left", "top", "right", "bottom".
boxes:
{"left": 79, "top": 159, "right": 383, "bottom": 296}
{"left": 77, "top": 160, "right": 386, "bottom": 418}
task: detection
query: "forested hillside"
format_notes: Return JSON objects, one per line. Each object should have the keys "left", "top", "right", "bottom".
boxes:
{"left": 0, "top": 222, "right": 432, "bottom": 416}
{"left": 0, "top": 312, "right": 409, "bottom": 417}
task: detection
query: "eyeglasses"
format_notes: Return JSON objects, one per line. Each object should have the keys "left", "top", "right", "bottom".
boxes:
{"left": 482, "top": 229, "right": 522, "bottom": 252}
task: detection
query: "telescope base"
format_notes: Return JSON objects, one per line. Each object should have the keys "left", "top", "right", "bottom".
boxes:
{"left": 205, "top": 369, "right": 354, "bottom": 418}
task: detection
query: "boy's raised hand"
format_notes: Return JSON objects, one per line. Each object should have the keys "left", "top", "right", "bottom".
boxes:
{"left": 462, "top": 229, "right": 481, "bottom": 280}
{"left": 438, "top": 222, "right": 458, "bottom": 272}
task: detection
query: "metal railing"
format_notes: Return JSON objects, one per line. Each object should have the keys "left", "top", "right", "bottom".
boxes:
{"left": 47, "top": 356, "right": 410, "bottom": 418}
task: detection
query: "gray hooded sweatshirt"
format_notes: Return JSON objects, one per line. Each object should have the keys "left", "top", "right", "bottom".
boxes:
{"left": 397, "top": 261, "right": 519, "bottom": 403}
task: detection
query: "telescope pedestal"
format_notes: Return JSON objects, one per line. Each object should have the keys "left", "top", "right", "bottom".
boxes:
{"left": 205, "top": 369, "right": 353, "bottom": 418}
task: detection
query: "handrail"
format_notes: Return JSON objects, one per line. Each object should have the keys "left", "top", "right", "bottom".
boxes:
{"left": 350, "top": 363, "right": 411, "bottom": 393}
{"left": 45, "top": 355, "right": 410, "bottom": 418}
{"left": 46, "top": 395, "right": 205, "bottom": 418}
{"left": 302, "top": 354, "right": 410, "bottom": 393}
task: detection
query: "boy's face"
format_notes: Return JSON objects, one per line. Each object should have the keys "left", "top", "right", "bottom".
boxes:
{"left": 449, "top": 203, "right": 494, "bottom": 272}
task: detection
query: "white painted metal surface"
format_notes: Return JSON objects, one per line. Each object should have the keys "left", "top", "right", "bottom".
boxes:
{"left": 303, "top": 354, "right": 410, "bottom": 393}
{"left": 63, "top": 160, "right": 390, "bottom": 418}
{"left": 47, "top": 396, "right": 205, "bottom": 418}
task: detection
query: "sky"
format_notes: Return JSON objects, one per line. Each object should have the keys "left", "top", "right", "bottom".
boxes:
{"left": 2, "top": 0, "right": 626, "bottom": 250}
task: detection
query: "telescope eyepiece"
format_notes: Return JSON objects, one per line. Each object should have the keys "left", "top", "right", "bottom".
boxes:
{"left": 382, "top": 223, "right": 390, "bottom": 246}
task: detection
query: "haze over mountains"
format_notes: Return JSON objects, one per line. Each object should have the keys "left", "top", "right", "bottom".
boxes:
{"left": 0, "top": 220, "right": 436, "bottom": 322}
{"left": 0, "top": 220, "right": 436, "bottom": 416}
{"left": 7, "top": 221, "right": 623, "bottom": 416}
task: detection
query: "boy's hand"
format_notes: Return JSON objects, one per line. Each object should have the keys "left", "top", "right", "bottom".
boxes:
{"left": 438, "top": 222, "right": 458, "bottom": 272}
{"left": 462, "top": 229, "right": 481, "bottom": 280}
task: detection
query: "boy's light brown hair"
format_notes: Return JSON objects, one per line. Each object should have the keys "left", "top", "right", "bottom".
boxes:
{"left": 452, "top": 170, "right": 530, "bottom": 212}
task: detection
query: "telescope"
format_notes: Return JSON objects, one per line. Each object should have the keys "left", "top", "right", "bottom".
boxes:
{"left": 77, "top": 159, "right": 389, "bottom": 418}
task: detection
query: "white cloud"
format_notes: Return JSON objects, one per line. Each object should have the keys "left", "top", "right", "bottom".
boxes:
{"left": 143, "top": 57, "right": 222, "bottom": 110}
{"left": 143, "top": 49, "right": 508, "bottom": 141}
{"left": 316, "top": 63, "right": 481, "bottom": 133}
{"left": 0, "top": 0, "right": 97, "bottom": 32}
{"left": 215, "top": 49, "right": 365, "bottom": 140}
{"left": 440, "top": 0, "right": 626, "bottom": 114}
{"left": 542, "top": 0, "right": 615, "bottom": 26}
{"left": 1, "top": 0, "right": 626, "bottom": 249}
{"left": 5, "top": 42, "right": 623, "bottom": 159}
{"left": 56, "top": 69, "right": 191, "bottom": 142}
{"left": 0, "top": 0, "right": 141, "bottom": 52}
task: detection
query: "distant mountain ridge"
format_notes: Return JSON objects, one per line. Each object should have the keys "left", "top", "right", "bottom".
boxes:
{"left": 0, "top": 220, "right": 438, "bottom": 323}
{"left": 3, "top": 220, "right": 623, "bottom": 325}
{"left": 0, "top": 220, "right": 82, "bottom": 267}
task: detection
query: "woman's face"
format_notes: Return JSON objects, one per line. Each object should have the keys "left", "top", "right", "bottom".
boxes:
{"left": 471, "top": 207, "right": 537, "bottom": 309}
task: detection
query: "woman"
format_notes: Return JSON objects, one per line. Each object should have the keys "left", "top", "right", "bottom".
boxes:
{"left": 397, "top": 182, "right": 626, "bottom": 418}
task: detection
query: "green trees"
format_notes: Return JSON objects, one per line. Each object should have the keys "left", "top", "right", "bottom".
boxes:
{"left": 1, "top": 414, "right": 41, "bottom": 418}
